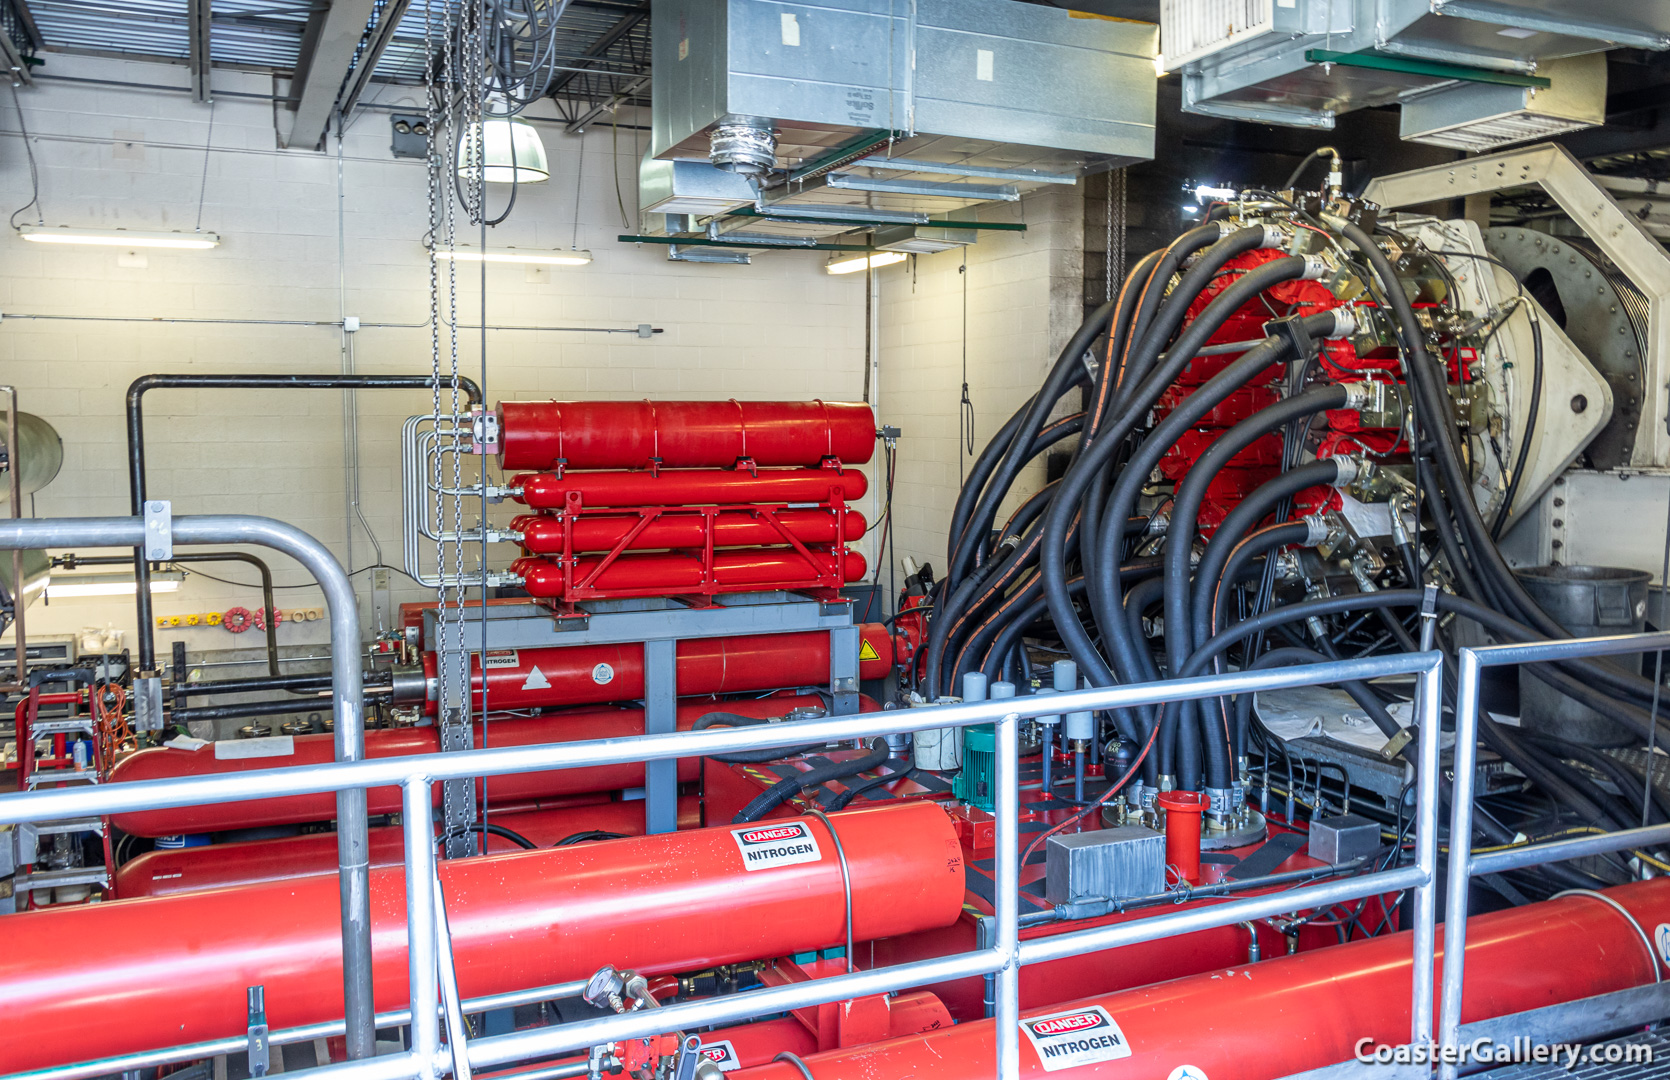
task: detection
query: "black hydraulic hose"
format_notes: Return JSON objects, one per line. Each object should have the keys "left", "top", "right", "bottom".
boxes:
{"left": 1095, "top": 337, "right": 1308, "bottom": 789}
{"left": 692, "top": 712, "right": 820, "bottom": 764}
{"left": 127, "top": 372, "right": 484, "bottom": 671}
{"left": 1205, "top": 522, "right": 1311, "bottom": 645}
{"left": 555, "top": 830, "right": 628, "bottom": 846}
{"left": 170, "top": 697, "right": 339, "bottom": 724}
{"left": 442, "top": 821, "right": 537, "bottom": 851}
{"left": 1188, "top": 460, "right": 1346, "bottom": 667}
{"left": 1041, "top": 257, "right": 1314, "bottom": 696}
{"left": 1122, "top": 575, "right": 1168, "bottom": 682}
{"left": 1526, "top": 734, "right": 1668, "bottom": 825}
{"left": 1164, "top": 385, "right": 1349, "bottom": 696}
{"left": 1491, "top": 315, "right": 1544, "bottom": 540}
{"left": 733, "top": 738, "right": 891, "bottom": 824}
{"left": 948, "top": 394, "right": 1035, "bottom": 566}
{"left": 827, "top": 764, "right": 917, "bottom": 811}
{"left": 946, "top": 299, "right": 1112, "bottom": 592}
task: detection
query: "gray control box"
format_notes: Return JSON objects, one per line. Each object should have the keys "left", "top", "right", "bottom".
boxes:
{"left": 1045, "top": 825, "right": 1166, "bottom": 905}
{"left": 1309, "top": 814, "right": 1381, "bottom": 866}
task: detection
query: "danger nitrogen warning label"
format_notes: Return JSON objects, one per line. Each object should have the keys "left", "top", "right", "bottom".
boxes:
{"left": 1021, "top": 1006, "right": 1132, "bottom": 1071}
{"left": 730, "top": 821, "right": 822, "bottom": 871}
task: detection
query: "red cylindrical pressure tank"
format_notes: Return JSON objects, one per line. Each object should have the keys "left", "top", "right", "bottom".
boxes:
{"left": 107, "top": 695, "right": 834, "bottom": 837}
{"left": 0, "top": 803, "right": 965, "bottom": 1071}
{"left": 497, "top": 399, "right": 876, "bottom": 471}
{"left": 115, "top": 797, "right": 703, "bottom": 898}
{"left": 513, "top": 468, "right": 868, "bottom": 510}
{"left": 420, "top": 625, "right": 895, "bottom": 714}
{"left": 513, "top": 509, "right": 866, "bottom": 554}
{"left": 735, "top": 879, "right": 1670, "bottom": 1079}
{"left": 513, "top": 548, "right": 867, "bottom": 598}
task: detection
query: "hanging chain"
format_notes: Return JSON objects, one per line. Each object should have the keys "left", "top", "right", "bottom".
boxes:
{"left": 1105, "top": 167, "right": 1127, "bottom": 300}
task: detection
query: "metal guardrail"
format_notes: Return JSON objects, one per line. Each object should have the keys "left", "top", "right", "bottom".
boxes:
{"left": 1436, "top": 629, "right": 1670, "bottom": 1080}
{"left": 0, "top": 624, "right": 1447, "bottom": 1080}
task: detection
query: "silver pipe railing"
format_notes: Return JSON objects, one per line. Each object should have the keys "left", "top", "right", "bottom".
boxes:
{"left": 0, "top": 513, "right": 377, "bottom": 1060}
{"left": 1439, "top": 629, "right": 1670, "bottom": 1080}
{"left": 0, "top": 641, "right": 1445, "bottom": 1080}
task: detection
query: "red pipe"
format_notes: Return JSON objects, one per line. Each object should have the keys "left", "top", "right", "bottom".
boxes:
{"left": 1157, "top": 790, "right": 1206, "bottom": 884}
{"left": 512, "top": 508, "right": 866, "bottom": 554}
{"left": 0, "top": 803, "right": 964, "bottom": 1072}
{"left": 735, "top": 879, "right": 1670, "bottom": 1079}
{"left": 107, "top": 695, "right": 838, "bottom": 837}
{"left": 513, "top": 468, "right": 868, "bottom": 510}
{"left": 497, "top": 399, "right": 876, "bottom": 471}
{"left": 115, "top": 798, "right": 704, "bottom": 898}
{"left": 513, "top": 548, "right": 867, "bottom": 598}
{"left": 419, "top": 625, "right": 896, "bottom": 714}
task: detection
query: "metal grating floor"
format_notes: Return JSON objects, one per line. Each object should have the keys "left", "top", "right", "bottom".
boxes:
{"left": 1476, "top": 1031, "right": 1670, "bottom": 1077}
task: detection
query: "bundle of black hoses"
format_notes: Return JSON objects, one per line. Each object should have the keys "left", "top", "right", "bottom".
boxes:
{"left": 917, "top": 207, "right": 1668, "bottom": 890}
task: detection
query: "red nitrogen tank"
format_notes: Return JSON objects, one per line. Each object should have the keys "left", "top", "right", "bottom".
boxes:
{"left": 496, "top": 399, "right": 876, "bottom": 471}
{"left": 418, "top": 625, "right": 895, "bottom": 714}
{"left": 513, "top": 509, "right": 866, "bottom": 554}
{"left": 107, "top": 695, "right": 842, "bottom": 837}
{"left": 513, "top": 549, "right": 867, "bottom": 598}
{"left": 115, "top": 797, "right": 703, "bottom": 898}
{"left": 735, "top": 879, "right": 1670, "bottom": 1079}
{"left": 0, "top": 803, "right": 965, "bottom": 1071}
{"left": 514, "top": 468, "right": 868, "bottom": 510}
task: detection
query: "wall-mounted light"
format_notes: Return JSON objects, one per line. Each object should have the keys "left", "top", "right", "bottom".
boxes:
{"left": 47, "top": 569, "right": 184, "bottom": 598}
{"left": 456, "top": 116, "right": 550, "bottom": 184}
{"left": 1192, "top": 184, "right": 1239, "bottom": 201}
{"left": 18, "top": 225, "right": 220, "bottom": 249}
{"left": 825, "top": 251, "right": 908, "bottom": 275}
{"left": 432, "top": 247, "right": 591, "bottom": 267}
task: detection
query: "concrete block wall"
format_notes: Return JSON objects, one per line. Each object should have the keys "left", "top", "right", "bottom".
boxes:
{"left": 877, "top": 184, "right": 1086, "bottom": 582}
{"left": 0, "top": 55, "right": 869, "bottom": 657}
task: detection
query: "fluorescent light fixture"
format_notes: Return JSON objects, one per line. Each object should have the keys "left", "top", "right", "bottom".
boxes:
{"left": 825, "top": 251, "right": 908, "bottom": 275}
{"left": 1181, "top": 204, "right": 1200, "bottom": 214}
{"left": 1193, "top": 184, "right": 1239, "bottom": 201}
{"left": 18, "top": 225, "right": 220, "bottom": 249}
{"left": 457, "top": 116, "right": 550, "bottom": 184}
{"left": 47, "top": 570, "right": 183, "bottom": 598}
{"left": 433, "top": 247, "right": 592, "bottom": 267}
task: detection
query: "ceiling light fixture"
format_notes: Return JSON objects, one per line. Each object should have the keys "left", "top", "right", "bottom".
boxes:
{"left": 456, "top": 116, "right": 550, "bottom": 184}
{"left": 47, "top": 570, "right": 184, "bottom": 598}
{"left": 18, "top": 225, "right": 220, "bottom": 249}
{"left": 825, "top": 251, "right": 908, "bottom": 275}
{"left": 432, "top": 247, "right": 592, "bottom": 267}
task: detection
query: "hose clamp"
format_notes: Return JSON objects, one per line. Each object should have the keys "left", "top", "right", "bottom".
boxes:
{"left": 1325, "top": 306, "right": 1357, "bottom": 338}
{"left": 1260, "top": 223, "right": 1288, "bottom": 249}
{"left": 1300, "top": 253, "right": 1333, "bottom": 281}
{"left": 1302, "top": 513, "right": 1331, "bottom": 546}
{"left": 1328, "top": 455, "right": 1363, "bottom": 487}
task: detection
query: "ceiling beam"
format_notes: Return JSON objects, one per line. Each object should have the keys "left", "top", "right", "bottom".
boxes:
{"left": 565, "top": 74, "right": 649, "bottom": 133}
{"left": 285, "top": 0, "right": 379, "bottom": 150}
{"left": 189, "top": 0, "right": 211, "bottom": 102}
{"left": 547, "top": 2, "right": 647, "bottom": 98}
{"left": 336, "top": 0, "right": 410, "bottom": 119}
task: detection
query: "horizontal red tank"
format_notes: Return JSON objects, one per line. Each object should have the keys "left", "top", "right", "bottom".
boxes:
{"left": 420, "top": 625, "right": 894, "bottom": 714}
{"left": 514, "top": 548, "right": 867, "bottom": 599}
{"left": 497, "top": 399, "right": 876, "bottom": 471}
{"left": 736, "top": 879, "right": 1670, "bottom": 1079}
{"left": 514, "top": 468, "right": 868, "bottom": 510}
{"left": 116, "top": 797, "right": 703, "bottom": 898}
{"left": 513, "top": 508, "right": 866, "bottom": 554}
{"left": 514, "top": 550, "right": 868, "bottom": 600}
{"left": 108, "top": 695, "right": 836, "bottom": 837}
{"left": 0, "top": 803, "right": 964, "bottom": 1072}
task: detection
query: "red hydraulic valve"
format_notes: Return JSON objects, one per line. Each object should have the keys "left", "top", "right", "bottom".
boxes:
{"left": 0, "top": 803, "right": 966, "bottom": 1071}
{"left": 734, "top": 879, "right": 1670, "bottom": 1079}
{"left": 513, "top": 548, "right": 867, "bottom": 599}
{"left": 107, "top": 694, "right": 842, "bottom": 836}
{"left": 497, "top": 399, "right": 876, "bottom": 471}
{"left": 513, "top": 468, "right": 868, "bottom": 510}
{"left": 513, "top": 508, "right": 866, "bottom": 555}
{"left": 116, "top": 797, "right": 703, "bottom": 898}
{"left": 415, "top": 625, "right": 895, "bottom": 714}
